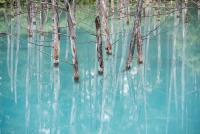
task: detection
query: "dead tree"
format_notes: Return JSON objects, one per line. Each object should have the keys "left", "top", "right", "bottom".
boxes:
{"left": 198, "top": 0, "right": 200, "bottom": 9}
{"left": 157, "top": 0, "right": 161, "bottom": 21}
{"left": 101, "top": 0, "right": 112, "bottom": 55}
{"left": 176, "top": 0, "right": 182, "bottom": 17}
{"left": 126, "top": 0, "right": 143, "bottom": 70}
{"left": 51, "top": 0, "right": 60, "bottom": 66}
{"left": 125, "top": 0, "right": 130, "bottom": 24}
{"left": 27, "top": 0, "right": 34, "bottom": 37}
{"left": 95, "top": 16, "right": 104, "bottom": 74}
{"left": 64, "top": 0, "right": 79, "bottom": 81}
{"left": 118, "top": 0, "right": 123, "bottom": 19}
{"left": 111, "top": 0, "right": 115, "bottom": 15}
{"left": 40, "top": 0, "right": 46, "bottom": 34}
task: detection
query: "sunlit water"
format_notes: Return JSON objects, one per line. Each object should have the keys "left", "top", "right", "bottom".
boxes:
{"left": 0, "top": 6, "right": 200, "bottom": 134}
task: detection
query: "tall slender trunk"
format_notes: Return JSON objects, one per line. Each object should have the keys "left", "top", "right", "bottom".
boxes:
{"left": 176, "top": 0, "right": 182, "bottom": 18}
{"left": 125, "top": 0, "right": 130, "bottom": 24}
{"left": 111, "top": 0, "right": 115, "bottom": 15}
{"left": 118, "top": 0, "right": 123, "bottom": 19}
{"left": 157, "top": 0, "right": 161, "bottom": 21}
{"left": 95, "top": 16, "right": 104, "bottom": 74}
{"left": 64, "top": 0, "right": 79, "bottom": 81}
{"left": 197, "top": 0, "right": 200, "bottom": 19}
{"left": 126, "top": 0, "right": 143, "bottom": 70}
{"left": 40, "top": 0, "right": 46, "bottom": 34}
{"left": 27, "top": 0, "right": 33, "bottom": 37}
{"left": 51, "top": 0, "right": 60, "bottom": 66}
{"left": 101, "top": 0, "right": 112, "bottom": 55}
{"left": 137, "top": 22, "right": 143, "bottom": 64}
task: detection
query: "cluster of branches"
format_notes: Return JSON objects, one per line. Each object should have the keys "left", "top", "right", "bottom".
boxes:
{"left": 2, "top": 0, "right": 199, "bottom": 81}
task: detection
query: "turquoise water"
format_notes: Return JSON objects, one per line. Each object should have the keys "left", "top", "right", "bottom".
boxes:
{"left": 0, "top": 7, "right": 200, "bottom": 134}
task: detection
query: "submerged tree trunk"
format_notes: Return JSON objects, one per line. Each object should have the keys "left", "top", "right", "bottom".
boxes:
{"left": 95, "top": 16, "right": 104, "bottom": 74}
{"left": 126, "top": 0, "right": 143, "bottom": 70}
{"left": 65, "top": 0, "right": 79, "bottom": 81}
{"left": 101, "top": 0, "right": 112, "bottom": 55}
{"left": 51, "top": 0, "right": 60, "bottom": 66}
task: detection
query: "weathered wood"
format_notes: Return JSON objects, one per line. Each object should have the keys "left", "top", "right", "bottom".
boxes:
{"left": 95, "top": 16, "right": 104, "bottom": 74}
{"left": 27, "top": 0, "right": 34, "bottom": 37}
{"left": 101, "top": 0, "right": 112, "bottom": 55}
{"left": 118, "top": 0, "right": 123, "bottom": 19}
{"left": 125, "top": 0, "right": 130, "bottom": 24}
{"left": 51, "top": 0, "right": 60, "bottom": 66}
{"left": 137, "top": 23, "right": 143, "bottom": 64}
{"left": 40, "top": 0, "right": 45, "bottom": 35}
{"left": 65, "top": 0, "right": 79, "bottom": 81}
{"left": 111, "top": 0, "right": 115, "bottom": 15}
{"left": 126, "top": 0, "right": 143, "bottom": 70}
{"left": 157, "top": 0, "right": 161, "bottom": 21}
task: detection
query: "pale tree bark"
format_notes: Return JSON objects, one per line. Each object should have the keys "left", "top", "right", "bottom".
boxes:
{"left": 183, "top": 0, "right": 189, "bottom": 23}
{"left": 197, "top": 0, "right": 200, "bottom": 19}
{"left": 111, "top": 0, "right": 115, "bottom": 15}
{"left": 64, "top": 0, "right": 79, "bottom": 81}
{"left": 95, "top": 16, "right": 104, "bottom": 74}
{"left": 40, "top": 0, "right": 46, "bottom": 34}
{"left": 96, "top": 0, "right": 101, "bottom": 16}
{"left": 100, "top": 0, "right": 112, "bottom": 55}
{"left": 176, "top": 0, "right": 182, "bottom": 18}
{"left": 125, "top": 0, "right": 130, "bottom": 24}
{"left": 51, "top": 0, "right": 60, "bottom": 66}
{"left": 157, "top": 0, "right": 161, "bottom": 21}
{"left": 126, "top": 0, "right": 143, "bottom": 70}
{"left": 118, "top": 0, "right": 123, "bottom": 19}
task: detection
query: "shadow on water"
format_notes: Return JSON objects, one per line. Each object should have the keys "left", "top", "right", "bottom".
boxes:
{"left": 0, "top": 4, "right": 200, "bottom": 134}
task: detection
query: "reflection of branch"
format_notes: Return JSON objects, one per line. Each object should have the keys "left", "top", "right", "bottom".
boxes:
{"left": 1, "top": 32, "right": 73, "bottom": 66}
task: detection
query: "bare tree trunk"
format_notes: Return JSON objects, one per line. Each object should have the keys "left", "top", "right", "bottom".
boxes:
{"left": 27, "top": 0, "right": 33, "bottom": 37}
{"left": 65, "top": 0, "right": 79, "bottom": 81}
{"left": 176, "top": 0, "right": 181, "bottom": 18}
{"left": 126, "top": 0, "right": 143, "bottom": 70}
{"left": 40, "top": 0, "right": 46, "bottom": 34}
{"left": 111, "top": 0, "right": 115, "bottom": 15}
{"left": 184, "top": 0, "right": 189, "bottom": 23}
{"left": 197, "top": 0, "right": 200, "bottom": 19}
{"left": 51, "top": 0, "right": 60, "bottom": 66}
{"left": 125, "top": 0, "right": 130, "bottom": 24}
{"left": 157, "top": 0, "right": 161, "bottom": 21}
{"left": 95, "top": 16, "right": 104, "bottom": 74}
{"left": 118, "top": 0, "right": 123, "bottom": 19}
{"left": 101, "top": 0, "right": 112, "bottom": 55}
{"left": 198, "top": 0, "right": 200, "bottom": 9}
{"left": 137, "top": 23, "right": 143, "bottom": 64}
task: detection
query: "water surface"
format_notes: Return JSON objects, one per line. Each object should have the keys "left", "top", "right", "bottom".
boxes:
{"left": 0, "top": 6, "right": 200, "bottom": 134}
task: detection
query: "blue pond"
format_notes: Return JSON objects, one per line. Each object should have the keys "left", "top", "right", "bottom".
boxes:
{"left": 0, "top": 6, "right": 200, "bottom": 134}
